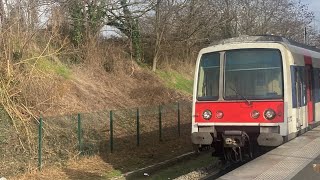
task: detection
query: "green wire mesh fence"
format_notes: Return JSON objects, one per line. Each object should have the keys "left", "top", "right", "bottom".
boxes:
{"left": 36, "top": 101, "right": 192, "bottom": 170}
{"left": 41, "top": 114, "right": 78, "bottom": 167}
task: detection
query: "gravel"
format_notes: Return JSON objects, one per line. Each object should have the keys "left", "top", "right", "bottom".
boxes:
{"left": 174, "top": 160, "right": 223, "bottom": 180}
{"left": 174, "top": 170, "right": 209, "bottom": 180}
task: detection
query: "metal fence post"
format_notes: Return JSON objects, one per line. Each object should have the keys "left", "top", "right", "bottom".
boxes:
{"left": 178, "top": 102, "right": 181, "bottom": 137}
{"left": 110, "top": 110, "right": 114, "bottom": 153}
{"left": 137, "top": 108, "right": 140, "bottom": 146}
{"left": 38, "top": 117, "right": 43, "bottom": 171}
{"left": 159, "top": 105, "right": 162, "bottom": 141}
{"left": 77, "top": 113, "right": 82, "bottom": 154}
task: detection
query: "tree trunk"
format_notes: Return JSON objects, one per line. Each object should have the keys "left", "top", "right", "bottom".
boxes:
{"left": 131, "top": 19, "right": 143, "bottom": 63}
{"left": 28, "top": 0, "right": 38, "bottom": 29}
{"left": 152, "top": 0, "right": 161, "bottom": 72}
{"left": 120, "top": 0, "right": 143, "bottom": 63}
{"left": 0, "top": 0, "right": 5, "bottom": 28}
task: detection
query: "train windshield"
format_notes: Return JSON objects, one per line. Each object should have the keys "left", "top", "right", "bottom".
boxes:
{"left": 197, "top": 52, "right": 220, "bottom": 100}
{"left": 224, "top": 49, "right": 283, "bottom": 100}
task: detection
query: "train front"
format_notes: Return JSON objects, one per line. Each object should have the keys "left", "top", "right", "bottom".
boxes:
{"left": 191, "top": 44, "right": 285, "bottom": 160}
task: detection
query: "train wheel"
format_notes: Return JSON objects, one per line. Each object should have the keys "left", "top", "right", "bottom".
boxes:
{"left": 193, "top": 144, "right": 201, "bottom": 154}
{"left": 193, "top": 144, "right": 212, "bottom": 154}
{"left": 212, "top": 141, "right": 224, "bottom": 157}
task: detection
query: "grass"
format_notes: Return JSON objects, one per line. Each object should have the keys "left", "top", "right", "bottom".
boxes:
{"left": 156, "top": 70, "right": 193, "bottom": 95}
{"left": 35, "top": 57, "right": 72, "bottom": 79}
{"left": 105, "top": 170, "right": 122, "bottom": 179}
{"left": 0, "top": 108, "right": 8, "bottom": 150}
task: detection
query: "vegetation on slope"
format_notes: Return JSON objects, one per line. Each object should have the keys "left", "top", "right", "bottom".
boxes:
{"left": 157, "top": 70, "right": 194, "bottom": 95}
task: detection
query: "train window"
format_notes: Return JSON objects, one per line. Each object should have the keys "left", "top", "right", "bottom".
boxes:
{"left": 295, "top": 68, "right": 302, "bottom": 107}
{"left": 197, "top": 52, "right": 220, "bottom": 100}
{"left": 318, "top": 70, "right": 320, "bottom": 102}
{"left": 301, "top": 68, "right": 307, "bottom": 105}
{"left": 224, "top": 49, "right": 283, "bottom": 100}
{"left": 313, "top": 69, "right": 320, "bottom": 103}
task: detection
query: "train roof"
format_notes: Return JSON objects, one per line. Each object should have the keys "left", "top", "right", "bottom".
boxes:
{"left": 210, "top": 35, "right": 320, "bottom": 53}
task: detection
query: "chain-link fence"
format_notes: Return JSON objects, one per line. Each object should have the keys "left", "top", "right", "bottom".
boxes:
{"left": 41, "top": 114, "right": 79, "bottom": 167}
{"left": 37, "top": 101, "right": 192, "bottom": 170}
{"left": 0, "top": 101, "right": 192, "bottom": 176}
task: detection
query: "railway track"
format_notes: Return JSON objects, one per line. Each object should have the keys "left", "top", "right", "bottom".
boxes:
{"left": 123, "top": 145, "right": 272, "bottom": 180}
{"left": 200, "top": 159, "right": 249, "bottom": 180}
{"left": 200, "top": 146, "right": 273, "bottom": 180}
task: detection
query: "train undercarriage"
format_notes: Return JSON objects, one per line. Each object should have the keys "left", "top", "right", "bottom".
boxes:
{"left": 192, "top": 126, "right": 283, "bottom": 162}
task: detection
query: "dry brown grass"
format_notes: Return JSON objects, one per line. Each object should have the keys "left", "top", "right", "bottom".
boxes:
{"left": 0, "top": 22, "right": 72, "bottom": 171}
{"left": 42, "top": 61, "right": 190, "bottom": 116}
{"left": 12, "top": 128, "right": 193, "bottom": 180}
{"left": 13, "top": 156, "right": 113, "bottom": 180}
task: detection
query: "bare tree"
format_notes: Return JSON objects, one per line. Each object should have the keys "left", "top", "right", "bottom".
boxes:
{"left": 28, "top": 0, "right": 38, "bottom": 29}
{"left": 0, "top": 0, "right": 5, "bottom": 28}
{"left": 152, "top": 0, "right": 161, "bottom": 71}
{"left": 106, "top": 0, "right": 155, "bottom": 63}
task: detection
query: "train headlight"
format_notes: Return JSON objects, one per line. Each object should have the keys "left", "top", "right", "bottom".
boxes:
{"left": 264, "top": 109, "right": 276, "bottom": 120}
{"left": 216, "top": 111, "right": 224, "bottom": 119}
{"left": 202, "top": 110, "right": 212, "bottom": 120}
{"left": 251, "top": 110, "right": 260, "bottom": 119}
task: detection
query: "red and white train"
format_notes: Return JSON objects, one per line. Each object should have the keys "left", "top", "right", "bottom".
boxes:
{"left": 191, "top": 35, "right": 320, "bottom": 160}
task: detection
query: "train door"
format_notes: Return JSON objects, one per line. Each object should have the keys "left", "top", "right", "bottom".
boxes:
{"left": 306, "top": 65, "right": 315, "bottom": 124}
{"left": 295, "top": 68, "right": 303, "bottom": 129}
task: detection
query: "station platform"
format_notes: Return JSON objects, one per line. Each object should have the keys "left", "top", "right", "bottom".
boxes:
{"left": 218, "top": 126, "right": 320, "bottom": 180}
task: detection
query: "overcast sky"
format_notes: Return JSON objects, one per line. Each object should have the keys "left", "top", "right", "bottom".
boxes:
{"left": 302, "top": 0, "right": 320, "bottom": 32}
{"left": 304, "top": 0, "right": 320, "bottom": 20}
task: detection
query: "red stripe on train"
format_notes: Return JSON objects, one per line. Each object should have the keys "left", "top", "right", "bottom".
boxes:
{"left": 195, "top": 101, "right": 284, "bottom": 123}
{"left": 304, "top": 55, "right": 312, "bottom": 65}
{"left": 303, "top": 53, "right": 314, "bottom": 124}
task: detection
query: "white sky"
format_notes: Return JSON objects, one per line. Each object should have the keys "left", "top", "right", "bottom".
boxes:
{"left": 303, "top": 0, "right": 320, "bottom": 22}
{"left": 298, "top": 0, "right": 320, "bottom": 33}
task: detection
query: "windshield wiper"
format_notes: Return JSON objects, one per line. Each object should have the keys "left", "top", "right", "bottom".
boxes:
{"left": 202, "top": 82, "right": 206, "bottom": 96}
{"left": 229, "top": 87, "right": 251, "bottom": 105}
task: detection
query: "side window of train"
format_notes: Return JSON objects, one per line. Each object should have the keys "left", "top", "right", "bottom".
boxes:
{"left": 292, "top": 66, "right": 307, "bottom": 108}
{"left": 295, "top": 68, "right": 302, "bottom": 107}
{"left": 318, "top": 70, "right": 320, "bottom": 102}
{"left": 292, "top": 66, "right": 309, "bottom": 108}
{"left": 302, "top": 68, "right": 307, "bottom": 105}
{"left": 314, "top": 69, "right": 320, "bottom": 103}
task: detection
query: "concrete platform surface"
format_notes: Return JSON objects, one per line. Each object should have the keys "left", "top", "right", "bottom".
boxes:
{"left": 218, "top": 126, "right": 320, "bottom": 180}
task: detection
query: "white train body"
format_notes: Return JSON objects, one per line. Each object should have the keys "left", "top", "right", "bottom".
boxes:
{"left": 191, "top": 36, "right": 320, "bottom": 149}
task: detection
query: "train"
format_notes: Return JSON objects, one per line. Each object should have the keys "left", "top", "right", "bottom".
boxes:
{"left": 191, "top": 35, "right": 320, "bottom": 161}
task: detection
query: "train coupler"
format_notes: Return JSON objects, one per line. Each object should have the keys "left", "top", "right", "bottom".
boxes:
{"left": 222, "top": 130, "right": 252, "bottom": 162}
{"left": 223, "top": 130, "right": 247, "bottom": 147}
